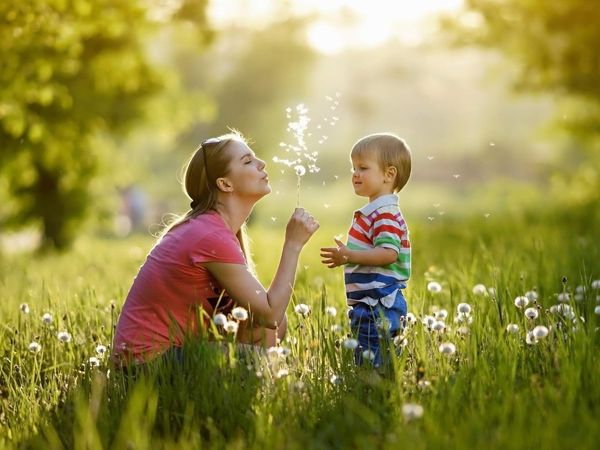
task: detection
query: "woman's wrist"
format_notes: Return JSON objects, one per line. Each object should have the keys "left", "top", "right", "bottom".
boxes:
{"left": 283, "top": 240, "right": 303, "bottom": 254}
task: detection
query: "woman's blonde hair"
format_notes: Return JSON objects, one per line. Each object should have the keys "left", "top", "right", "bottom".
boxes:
{"left": 160, "top": 130, "right": 254, "bottom": 269}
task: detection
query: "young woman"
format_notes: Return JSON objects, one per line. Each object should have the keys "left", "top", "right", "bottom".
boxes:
{"left": 112, "top": 132, "right": 319, "bottom": 365}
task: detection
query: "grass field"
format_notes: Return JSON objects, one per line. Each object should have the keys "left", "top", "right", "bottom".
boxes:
{"left": 1, "top": 210, "right": 599, "bottom": 449}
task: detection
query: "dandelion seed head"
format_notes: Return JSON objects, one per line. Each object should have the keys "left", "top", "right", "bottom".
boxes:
{"left": 557, "top": 292, "right": 570, "bottom": 303}
{"left": 28, "top": 342, "right": 41, "bottom": 353}
{"left": 325, "top": 306, "right": 337, "bottom": 317}
{"left": 457, "top": 303, "right": 472, "bottom": 314}
{"left": 224, "top": 320, "right": 239, "bottom": 334}
{"left": 213, "top": 313, "right": 227, "bottom": 327}
{"left": 294, "top": 303, "right": 310, "bottom": 317}
{"left": 525, "top": 290, "right": 538, "bottom": 301}
{"left": 439, "top": 342, "right": 456, "bottom": 355}
{"left": 434, "top": 309, "right": 448, "bottom": 320}
{"left": 532, "top": 325, "right": 549, "bottom": 339}
{"left": 402, "top": 403, "right": 424, "bottom": 421}
{"left": 276, "top": 368, "right": 289, "bottom": 379}
{"left": 427, "top": 281, "right": 442, "bottom": 293}
{"left": 432, "top": 320, "right": 446, "bottom": 332}
{"left": 88, "top": 357, "right": 100, "bottom": 367}
{"left": 472, "top": 284, "right": 487, "bottom": 295}
{"left": 20, "top": 303, "right": 30, "bottom": 314}
{"left": 232, "top": 307, "right": 249, "bottom": 321}
{"left": 591, "top": 280, "right": 600, "bottom": 290}
{"left": 42, "top": 313, "right": 53, "bottom": 325}
{"left": 57, "top": 331, "right": 72, "bottom": 343}
{"left": 362, "top": 349, "right": 376, "bottom": 361}
{"left": 406, "top": 312, "right": 417, "bottom": 324}
{"left": 343, "top": 338, "right": 358, "bottom": 350}
{"left": 95, "top": 345, "right": 107, "bottom": 356}
{"left": 524, "top": 307, "right": 539, "bottom": 320}
{"left": 514, "top": 296, "right": 529, "bottom": 309}
{"left": 506, "top": 323, "right": 519, "bottom": 334}
{"left": 594, "top": 306, "right": 600, "bottom": 315}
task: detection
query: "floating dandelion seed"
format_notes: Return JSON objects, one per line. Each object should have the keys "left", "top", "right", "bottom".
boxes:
{"left": 514, "top": 296, "right": 529, "bottom": 309}
{"left": 57, "top": 331, "right": 72, "bottom": 343}
{"left": 427, "top": 281, "right": 442, "bottom": 293}
{"left": 472, "top": 284, "right": 487, "bottom": 295}
{"left": 453, "top": 174, "right": 460, "bottom": 179}
{"left": 532, "top": 325, "right": 549, "bottom": 339}
{"left": 402, "top": 403, "right": 424, "bottom": 421}
{"left": 457, "top": 303, "right": 472, "bottom": 314}
{"left": 343, "top": 338, "right": 358, "bottom": 350}
{"left": 427, "top": 156, "right": 434, "bottom": 160}
{"left": 20, "top": 303, "right": 30, "bottom": 314}
{"left": 213, "top": 313, "right": 227, "bottom": 327}
{"left": 232, "top": 307, "right": 248, "bottom": 321}
{"left": 270, "top": 216, "right": 277, "bottom": 222}
{"left": 224, "top": 321, "right": 239, "bottom": 334}
{"left": 28, "top": 342, "right": 41, "bottom": 353}
{"left": 506, "top": 323, "right": 519, "bottom": 334}
{"left": 294, "top": 303, "right": 310, "bottom": 317}
{"left": 524, "top": 307, "right": 539, "bottom": 320}
{"left": 439, "top": 342, "right": 456, "bottom": 355}
{"left": 325, "top": 306, "right": 337, "bottom": 317}
{"left": 42, "top": 313, "right": 53, "bottom": 325}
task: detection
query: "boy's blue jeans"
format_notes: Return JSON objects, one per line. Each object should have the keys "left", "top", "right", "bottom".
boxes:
{"left": 348, "top": 289, "right": 407, "bottom": 367}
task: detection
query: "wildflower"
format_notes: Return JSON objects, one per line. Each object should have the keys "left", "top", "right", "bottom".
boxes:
{"left": 575, "top": 285, "right": 585, "bottom": 294}
{"left": 456, "top": 326, "right": 469, "bottom": 335}
{"left": 325, "top": 306, "right": 337, "bottom": 317}
{"left": 427, "top": 281, "right": 442, "bottom": 293}
{"left": 393, "top": 335, "right": 408, "bottom": 347}
{"left": 574, "top": 294, "right": 584, "bottom": 302}
{"left": 532, "top": 325, "right": 549, "bottom": 339}
{"left": 472, "top": 284, "right": 487, "bottom": 295}
{"left": 223, "top": 321, "right": 239, "bottom": 334}
{"left": 88, "top": 357, "right": 100, "bottom": 367}
{"left": 330, "top": 374, "right": 341, "bottom": 385}
{"left": 454, "top": 313, "right": 473, "bottom": 325}
{"left": 406, "top": 312, "right": 417, "bottom": 324}
{"left": 439, "top": 342, "right": 456, "bottom": 355}
{"left": 330, "top": 324, "right": 342, "bottom": 333}
{"left": 488, "top": 287, "right": 497, "bottom": 297}
{"left": 594, "top": 306, "right": 600, "bottom": 316}
{"left": 42, "top": 313, "right": 53, "bottom": 325}
{"left": 95, "top": 345, "right": 107, "bottom": 356}
{"left": 514, "top": 296, "right": 529, "bottom": 309}
{"left": 557, "top": 293, "right": 570, "bottom": 303}
{"left": 422, "top": 315, "right": 436, "bottom": 328}
{"left": 506, "top": 323, "right": 519, "bottom": 334}
{"left": 524, "top": 308, "right": 539, "bottom": 320}
{"left": 432, "top": 321, "right": 446, "bottom": 332}
{"left": 434, "top": 309, "right": 448, "bottom": 320}
{"left": 20, "top": 303, "right": 30, "bottom": 314}
{"left": 57, "top": 331, "right": 72, "bottom": 343}
{"left": 457, "top": 303, "right": 471, "bottom": 314}
{"left": 28, "top": 342, "right": 41, "bottom": 353}
{"left": 213, "top": 313, "right": 227, "bottom": 326}
{"left": 231, "top": 307, "right": 248, "bottom": 321}
{"left": 591, "top": 280, "right": 600, "bottom": 290}
{"left": 362, "top": 349, "right": 376, "bottom": 361}
{"left": 525, "top": 290, "right": 538, "bottom": 301}
{"left": 402, "top": 403, "right": 424, "bottom": 421}
{"left": 275, "top": 368, "right": 289, "bottom": 379}
{"left": 343, "top": 338, "right": 358, "bottom": 350}
{"left": 556, "top": 304, "right": 572, "bottom": 315}
{"left": 294, "top": 303, "right": 310, "bottom": 317}
{"left": 525, "top": 331, "right": 537, "bottom": 345}
{"left": 549, "top": 305, "right": 559, "bottom": 314}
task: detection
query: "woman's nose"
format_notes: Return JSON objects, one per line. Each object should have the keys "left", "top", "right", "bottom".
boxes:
{"left": 258, "top": 158, "right": 266, "bottom": 170}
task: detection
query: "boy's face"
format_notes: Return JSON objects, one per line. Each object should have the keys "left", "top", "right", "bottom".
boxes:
{"left": 351, "top": 153, "right": 394, "bottom": 201}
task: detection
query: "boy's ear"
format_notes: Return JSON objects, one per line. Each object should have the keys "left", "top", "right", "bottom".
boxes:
{"left": 216, "top": 177, "right": 233, "bottom": 193}
{"left": 385, "top": 166, "right": 397, "bottom": 183}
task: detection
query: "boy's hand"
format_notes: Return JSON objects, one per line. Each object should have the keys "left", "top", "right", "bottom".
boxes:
{"left": 320, "top": 238, "right": 350, "bottom": 268}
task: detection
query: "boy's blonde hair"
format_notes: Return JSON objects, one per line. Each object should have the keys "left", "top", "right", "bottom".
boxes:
{"left": 351, "top": 132, "right": 412, "bottom": 192}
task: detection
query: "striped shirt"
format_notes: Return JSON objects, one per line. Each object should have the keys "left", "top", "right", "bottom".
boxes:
{"left": 344, "top": 194, "right": 411, "bottom": 308}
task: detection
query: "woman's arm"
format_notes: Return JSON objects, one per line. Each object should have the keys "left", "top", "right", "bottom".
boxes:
{"left": 203, "top": 208, "right": 318, "bottom": 328}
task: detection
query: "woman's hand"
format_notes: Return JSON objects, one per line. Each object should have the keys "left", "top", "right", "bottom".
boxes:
{"left": 284, "top": 208, "right": 319, "bottom": 250}
{"left": 320, "top": 238, "right": 350, "bottom": 268}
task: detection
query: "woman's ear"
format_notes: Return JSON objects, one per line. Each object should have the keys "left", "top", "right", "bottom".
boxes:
{"left": 216, "top": 177, "right": 233, "bottom": 193}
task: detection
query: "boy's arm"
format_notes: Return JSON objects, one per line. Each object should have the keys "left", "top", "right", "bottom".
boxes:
{"left": 320, "top": 238, "right": 397, "bottom": 268}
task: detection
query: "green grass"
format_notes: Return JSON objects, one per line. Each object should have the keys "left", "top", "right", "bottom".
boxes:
{"left": 0, "top": 211, "right": 599, "bottom": 449}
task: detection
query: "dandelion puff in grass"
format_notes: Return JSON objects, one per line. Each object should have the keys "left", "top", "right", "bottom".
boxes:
{"left": 514, "top": 296, "right": 529, "bottom": 309}
{"left": 422, "top": 315, "right": 436, "bottom": 328}
{"left": 525, "top": 331, "right": 538, "bottom": 345}
{"left": 525, "top": 290, "right": 539, "bottom": 301}
{"left": 231, "top": 307, "right": 248, "bottom": 321}
{"left": 406, "top": 312, "right": 416, "bottom": 325}
{"left": 506, "top": 323, "right": 519, "bottom": 334}
{"left": 325, "top": 306, "right": 337, "bottom": 317}
{"left": 457, "top": 303, "right": 471, "bottom": 314}
{"left": 393, "top": 335, "right": 408, "bottom": 347}
{"left": 456, "top": 326, "right": 469, "bottom": 335}
{"left": 88, "top": 357, "right": 100, "bottom": 367}
{"left": 439, "top": 342, "right": 456, "bottom": 355}
{"left": 427, "top": 281, "right": 442, "bottom": 293}
{"left": 343, "top": 338, "right": 358, "bottom": 350}
{"left": 95, "top": 345, "right": 107, "bottom": 356}
{"left": 28, "top": 342, "right": 41, "bottom": 353}
{"left": 42, "top": 313, "right": 53, "bottom": 325}
{"left": 557, "top": 292, "right": 570, "bottom": 303}
{"left": 224, "top": 320, "right": 239, "bottom": 334}
{"left": 402, "top": 403, "right": 424, "bottom": 421}
{"left": 591, "top": 280, "right": 600, "bottom": 290}
{"left": 472, "top": 284, "right": 487, "bottom": 295}
{"left": 432, "top": 320, "right": 446, "bottom": 332}
{"left": 275, "top": 368, "right": 289, "bottom": 379}
{"left": 362, "top": 349, "right": 376, "bottom": 361}
{"left": 57, "top": 331, "right": 72, "bottom": 343}
{"left": 434, "top": 309, "right": 448, "bottom": 320}
{"left": 594, "top": 306, "right": 600, "bottom": 315}
{"left": 524, "top": 307, "right": 539, "bottom": 320}
{"left": 294, "top": 303, "right": 310, "bottom": 317}
{"left": 20, "top": 303, "right": 30, "bottom": 314}
{"left": 213, "top": 313, "right": 227, "bottom": 326}
{"left": 330, "top": 374, "right": 341, "bottom": 385}
{"left": 532, "top": 325, "right": 549, "bottom": 339}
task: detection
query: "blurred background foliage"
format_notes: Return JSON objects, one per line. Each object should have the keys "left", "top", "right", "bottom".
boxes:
{"left": 0, "top": 0, "right": 598, "bottom": 252}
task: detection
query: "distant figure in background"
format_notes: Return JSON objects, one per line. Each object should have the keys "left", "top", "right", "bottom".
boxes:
{"left": 122, "top": 185, "right": 147, "bottom": 231}
{"left": 320, "top": 132, "right": 412, "bottom": 368}
{"left": 112, "top": 132, "right": 319, "bottom": 366}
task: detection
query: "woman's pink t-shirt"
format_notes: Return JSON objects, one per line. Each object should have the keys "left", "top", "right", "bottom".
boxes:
{"left": 112, "top": 211, "right": 246, "bottom": 364}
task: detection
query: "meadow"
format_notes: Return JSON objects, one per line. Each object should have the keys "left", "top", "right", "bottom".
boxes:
{"left": 1, "top": 209, "right": 599, "bottom": 450}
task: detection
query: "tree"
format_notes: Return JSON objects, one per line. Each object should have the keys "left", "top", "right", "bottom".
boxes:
{"left": 0, "top": 0, "right": 211, "bottom": 250}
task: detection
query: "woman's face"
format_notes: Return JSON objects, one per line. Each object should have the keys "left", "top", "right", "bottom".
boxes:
{"left": 223, "top": 140, "right": 271, "bottom": 200}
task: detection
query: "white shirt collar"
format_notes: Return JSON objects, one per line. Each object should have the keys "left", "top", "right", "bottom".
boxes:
{"left": 356, "top": 194, "right": 398, "bottom": 216}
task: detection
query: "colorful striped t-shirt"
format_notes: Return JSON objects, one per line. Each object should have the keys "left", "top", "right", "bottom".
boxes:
{"left": 344, "top": 194, "right": 411, "bottom": 308}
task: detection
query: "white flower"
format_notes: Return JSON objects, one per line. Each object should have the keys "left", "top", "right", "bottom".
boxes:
{"left": 574, "top": 294, "right": 585, "bottom": 302}
{"left": 456, "top": 326, "right": 469, "bottom": 335}
{"left": 330, "top": 324, "right": 342, "bottom": 333}
{"left": 432, "top": 320, "right": 446, "bottom": 332}
{"left": 514, "top": 296, "right": 529, "bottom": 309}
{"left": 422, "top": 315, "right": 436, "bottom": 328}
{"left": 556, "top": 304, "right": 572, "bottom": 315}
{"left": 294, "top": 303, "right": 310, "bottom": 317}
{"left": 213, "top": 313, "right": 227, "bottom": 326}
{"left": 564, "top": 310, "right": 576, "bottom": 321}
{"left": 57, "top": 331, "right": 72, "bottom": 343}
{"left": 526, "top": 331, "right": 538, "bottom": 345}
{"left": 88, "top": 357, "right": 100, "bottom": 367}
{"left": 267, "top": 346, "right": 284, "bottom": 360}
{"left": 532, "top": 325, "right": 549, "bottom": 339}
{"left": 506, "top": 323, "right": 519, "bottom": 334}
{"left": 575, "top": 285, "right": 585, "bottom": 294}
{"left": 405, "top": 312, "right": 417, "bottom": 324}
{"left": 427, "top": 281, "right": 442, "bottom": 293}
{"left": 434, "top": 309, "right": 448, "bottom": 320}
{"left": 275, "top": 368, "right": 289, "bottom": 378}
{"left": 42, "top": 313, "right": 53, "bottom": 325}
{"left": 231, "top": 307, "right": 248, "bottom": 321}
{"left": 472, "top": 284, "right": 487, "bottom": 295}
{"left": 525, "top": 290, "right": 538, "bottom": 301}
{"left": 20, "top": 303, "right": 30, "bottom": 314}
{"left": 223, "top": 320, "right": 239, "bottom": 334}
{"left": 594, "top": 306, "right": 600, "bottom": 316}
{"left": 325, "top": 306, "right": 337, "bottom": 317}
{"left": 402, "top": 403, "right": 424, "bottom": 421}
{"left": 343, "top": 338, "right": 358, "bottom": 350}
{"left": 438, "top": 342, "right": 456, "bottom": 355}
{"left": 28, "top": 341, "right": 41, "bottom": 353}
{"left": 488, "top": 287, "right": 497, "bottom": 297}
{"left": 393, "top": 335, "right": 408, "bottom": 347}
{"left": 454, "top": 313, "right": 473, "bottom": 325}
{"left": 549, "top": 305, "right": 559, "bottom": 314}
{"left": 591, "top": 280, "right": 600, "bottom": 290}
{"left": 557, "top": 292, "right": 570, "bottom": 303}
{"left": 361, "top": 349, "right": 376, "bottom": 361}
{"left": 457, "top": 303, "right": 471, "bottom": 314}
{"left": 524, "top": 307, "right": 539, "bottom": 320}
{"left": 95, "top": 345, "right": 107, "bottom": 356}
